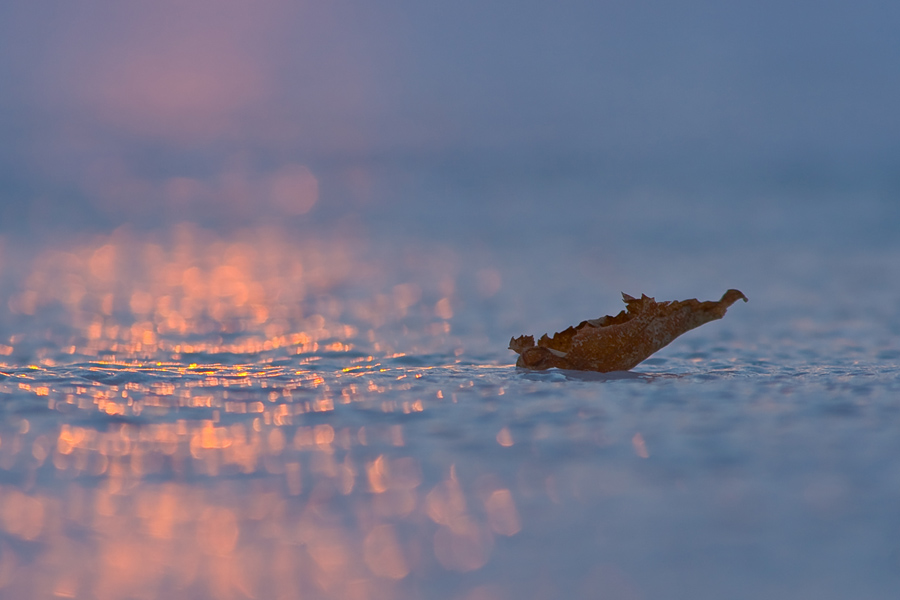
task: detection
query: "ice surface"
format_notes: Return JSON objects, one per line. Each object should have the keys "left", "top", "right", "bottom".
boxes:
{"left": 0, "top": 197, "right": 898, "bottom": 600}
{"left": 1, "top": 2, "right": 898, "bottom": 596}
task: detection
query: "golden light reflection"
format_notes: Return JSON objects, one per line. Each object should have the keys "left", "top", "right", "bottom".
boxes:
{"left": 1, "top": 490, "right": 45, "bottom": 541}
{"left": 632, "top": 433, "right": 650, "bottom": 459}
{"left": 363, "top": 524, "right": 409, "bottom": 580}
{"left": 0, "top": 225, "right": 531, "bottom": 599}
{"left": 496, "top": 427, "right": 514, "bottom": 447}
{"left": 198, "top": 507, "right": 241, "bottom": 556}
{"left": 433, "top": 516, "right": 494, "bottom": 572}
{"left": 4, "top": 225, "right": 471, "bottom": 362}
{"left": 484, "top": 489, "right": 521, "bottom": 537}
{"left": 0, "top": 362, "right": 535, "bottom": 599}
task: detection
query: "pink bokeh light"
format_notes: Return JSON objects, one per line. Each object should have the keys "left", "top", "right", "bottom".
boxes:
{"left": 25, "top": 1, "right": 382, "bottom": 222}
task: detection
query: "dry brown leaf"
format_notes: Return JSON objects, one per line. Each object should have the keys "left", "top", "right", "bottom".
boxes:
{"left": 509, "top": 289, "right": 747, "bottom": 372}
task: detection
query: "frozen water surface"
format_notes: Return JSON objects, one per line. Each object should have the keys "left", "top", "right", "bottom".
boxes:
{"left": 2, "top": 2, "right": 899, "bottom": 598}
{"left": 0, "top": 207, "right": 899, "bottom": 600}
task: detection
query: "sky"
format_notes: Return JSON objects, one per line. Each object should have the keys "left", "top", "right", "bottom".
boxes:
{"left": 0, "top": 0, "right": 898, "bottom": 237}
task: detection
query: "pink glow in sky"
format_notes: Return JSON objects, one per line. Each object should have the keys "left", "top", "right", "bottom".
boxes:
{"left": 22, "top": 1, "right": 381, "bottom": 219}
{"left": 40, "top": 2, "right": 370, "bottom": 145}
{"left": 0, "top": 1, "right": 897, "bottom": 231}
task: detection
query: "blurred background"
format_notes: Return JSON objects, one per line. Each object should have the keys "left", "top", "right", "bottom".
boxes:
{"left": 0, "top": 0, "right": 898, "bottom": 350}
{"left": 1, "top": 0, "right": 897, "bottom": 233}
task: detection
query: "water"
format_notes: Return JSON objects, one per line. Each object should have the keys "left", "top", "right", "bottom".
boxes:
{"left": 0, "top": 194, "right": 899, "bottom": 600}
